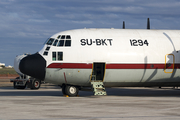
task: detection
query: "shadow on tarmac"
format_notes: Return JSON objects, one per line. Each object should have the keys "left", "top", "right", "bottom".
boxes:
{"left": 106, "top": 87, "right": 180, "bottom": 97}
{"left": 0, "top": 86, "right": 180, "bottom": 97}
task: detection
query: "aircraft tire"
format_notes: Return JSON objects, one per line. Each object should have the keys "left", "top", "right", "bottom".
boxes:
{"left": 31, "top": 79, "right": 41, "bottom": 90}
{"left": 65, "top": 85, "right": 79, "bottom": 97}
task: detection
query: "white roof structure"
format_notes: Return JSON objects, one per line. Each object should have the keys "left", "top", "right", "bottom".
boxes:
{"left": 0, "top": 63, "right": 5, "bottom": 66}
{"left": 6, "top": 65, "right": 13, "bottom": 68}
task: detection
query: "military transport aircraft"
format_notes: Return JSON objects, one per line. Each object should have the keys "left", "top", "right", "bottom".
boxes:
{"left": 14, "top": 19, "right": 180, "bottom": 96}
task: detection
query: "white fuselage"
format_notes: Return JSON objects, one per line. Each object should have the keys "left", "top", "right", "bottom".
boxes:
{"left": 37, "top": 29, "right": 180, "bottom": 87}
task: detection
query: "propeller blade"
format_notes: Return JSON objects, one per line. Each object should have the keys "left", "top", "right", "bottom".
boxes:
{"left": 163, "top": 32, "right": 176, "bottom": 52}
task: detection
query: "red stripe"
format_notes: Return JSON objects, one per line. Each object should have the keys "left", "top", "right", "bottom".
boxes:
{"left": 47, "top": 63, "right": 180, "bottom": 69}
{"left": 47, "top": 63, "right": 92, "bottom": 69}
{"left": 106, "top": 64, "right": 165, "bottom": 69}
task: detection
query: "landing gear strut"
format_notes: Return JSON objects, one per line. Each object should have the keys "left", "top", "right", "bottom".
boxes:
{"left": 62, "top": 84, "right": 79, "bottom": 97}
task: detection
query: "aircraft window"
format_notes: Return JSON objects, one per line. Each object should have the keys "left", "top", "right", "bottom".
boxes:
{"left": 46, "top": 38, "right": 54, "bottom": 45}
{"left": 66, "top": 35, "right": 71, "bottom": 39}
{"left": 65, "top": 40, "right": 71, "bottom": 46}
{"left": 46, "top": 47, "right": 50, "bottom": 51}
{"left": 52, "top": 52, "right": 56, "bottom": 61}
{"left": 44, "top": 38, "right": 50, "bottom": 45}
{"left": 57, "top": 40, "right": 64, "bottom": 47}
{"left": 61, "top": 35, "right": 65, "bottom": 39}
{"left": 58, "top": 52, "right": 63, "bottom": 61}
{"left": 43, "top": 52, "right": 48, "bottom": 56}
{"left": 53, "top": 40, "right": 58, "bottom": 46}
{"left": 57, "top": 35, "right": 61, "bottom": 39}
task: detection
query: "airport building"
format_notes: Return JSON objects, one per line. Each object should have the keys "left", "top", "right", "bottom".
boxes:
{"left": 0, "top": 63, "right": 5, "bottom": 69}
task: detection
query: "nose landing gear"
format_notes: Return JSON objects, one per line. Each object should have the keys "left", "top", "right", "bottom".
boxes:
{"left": 31, "top": 79, "right": 41, "bottom": 89}
{"left": 62, "top": 84, "right": 79, "bottom": 97}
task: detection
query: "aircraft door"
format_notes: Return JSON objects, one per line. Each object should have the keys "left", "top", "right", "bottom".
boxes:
{"left": 91, "top": 63, "right": 106, "bottom": 81}
{"left": 164, "top": 54, "right": 175, "bottom": 73}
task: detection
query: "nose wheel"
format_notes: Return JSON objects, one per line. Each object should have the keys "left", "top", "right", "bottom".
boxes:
{"left": 31, "top": 79, "right": 41, "bottom": 90}
{"left": 62, "top": 85, "right": 79, "bottom": 97}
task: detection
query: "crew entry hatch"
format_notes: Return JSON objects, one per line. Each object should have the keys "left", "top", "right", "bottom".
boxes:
{"left": 91, "top": 63, "right": 106, "bottom": 81}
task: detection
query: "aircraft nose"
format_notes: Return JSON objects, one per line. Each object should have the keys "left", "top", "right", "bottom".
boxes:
{"left": 19, "top": 53, "right": 46, "bottom": 80}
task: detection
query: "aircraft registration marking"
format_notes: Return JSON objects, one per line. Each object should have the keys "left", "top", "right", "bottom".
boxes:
{"left": 80, "top": 39, "right": 113, "bottom": 46}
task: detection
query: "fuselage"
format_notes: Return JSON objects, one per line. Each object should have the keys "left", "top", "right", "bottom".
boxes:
{"left": 19, "top": 29, "right": 180, "bottom": 87}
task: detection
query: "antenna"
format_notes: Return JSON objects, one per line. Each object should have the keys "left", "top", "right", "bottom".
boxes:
{"left": 123, "top": 21, "right": 125, "bottom": 29}
{"left": 147, "top": 18, "right": 150, "bottom": 29}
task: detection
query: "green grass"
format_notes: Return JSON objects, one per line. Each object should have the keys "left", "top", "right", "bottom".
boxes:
{"left": 0, "top": 68, "right": 18, "bottom": 75}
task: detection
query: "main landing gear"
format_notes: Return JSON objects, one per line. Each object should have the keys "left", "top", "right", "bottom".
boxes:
{"left": 62, "top": 84, "right": 79, "bottom": 97}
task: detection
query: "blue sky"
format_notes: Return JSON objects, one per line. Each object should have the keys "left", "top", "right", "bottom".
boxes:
{"left": 1, "top": 0, "right": 180, "bottom": 66}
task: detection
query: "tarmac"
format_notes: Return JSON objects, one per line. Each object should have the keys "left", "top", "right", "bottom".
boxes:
{"left": 0, "top": 79, "right": 180, "bottom": 120}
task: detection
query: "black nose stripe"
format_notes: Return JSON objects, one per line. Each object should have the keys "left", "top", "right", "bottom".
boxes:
{"left": 19, "top": 53, "right": 46, "bottom": 80}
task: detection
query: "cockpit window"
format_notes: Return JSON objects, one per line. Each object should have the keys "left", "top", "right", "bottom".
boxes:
{"left": 46, "top": 38, "right": 55, "bottom": 45}
{"left": 52, "top": 52, "right": 63, "bottom": 61}
{"left": 65, "top": 40, "right": 71, "bottom": 46}
{"left": 57, "top": 35, "right": 61, "bottom": 39}
{"left": 57, "top": 40, "right": 64, "bottom": 47}
{"left": 52, "top": 52, "right": 56, "bottom": 61}
{"left": 61, "top": 35, "right": 65, "bottom": 39}
{"left": 53, "top": 40, "right": 58, "bottom": 46}
{"left": 58, "top": 52, "right": 63, "bottom": 60}
{"left": 43, "top": 52, "right": 48, "bottom": 55}
{"left": 45, "top": 47, "right": 50, "bottom": 51}
{"left": 44, "top": 38, "right": 50, "bottom": 45}
{"left": 66, "top": 35, "right": 71, "bottom": 39}
{"left": 56, "top": 35, "right": 72, "bottom": 47}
